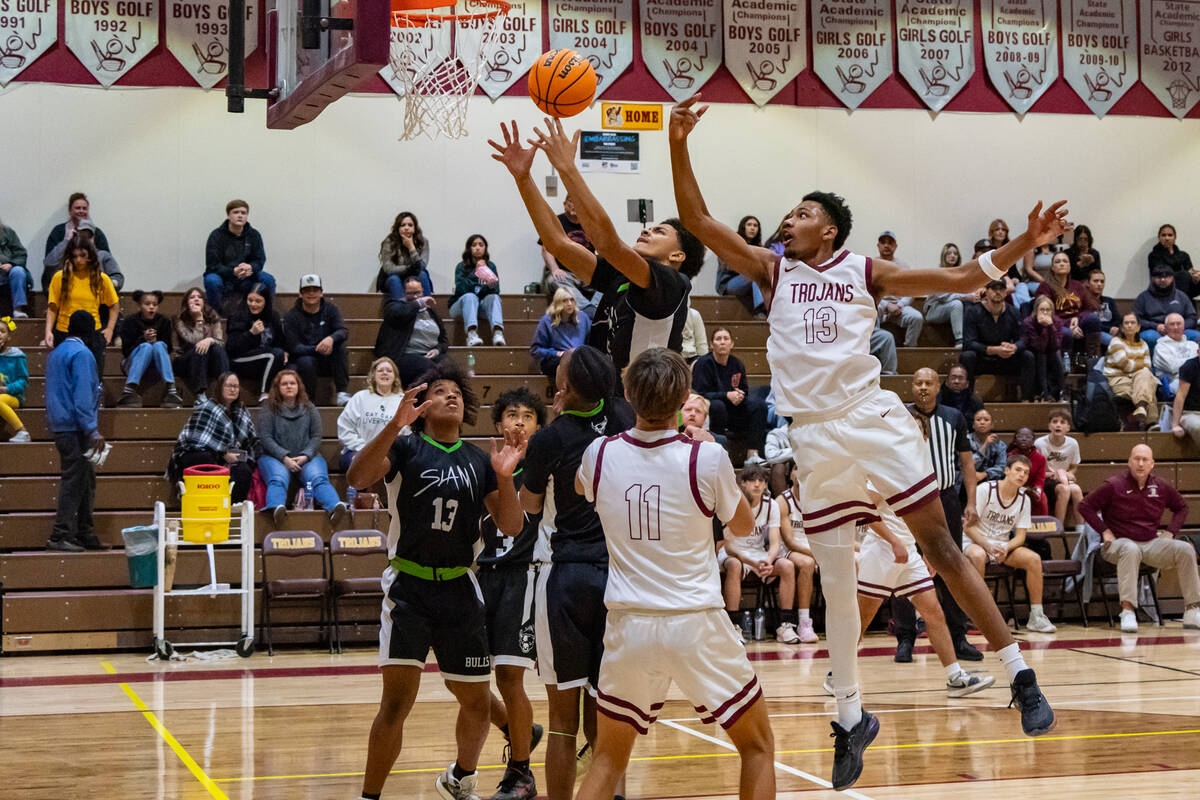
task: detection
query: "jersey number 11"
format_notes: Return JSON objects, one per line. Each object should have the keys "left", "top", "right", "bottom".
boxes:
{"left": 624, "top": 484, "right": 661, "bottom": 541}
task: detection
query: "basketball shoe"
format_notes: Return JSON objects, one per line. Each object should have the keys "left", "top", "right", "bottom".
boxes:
{"left": 829, "top": 710, "right": 879, "bottom": 790}
{"left": 435, "top": 763, "right": 480, "bottom": 800}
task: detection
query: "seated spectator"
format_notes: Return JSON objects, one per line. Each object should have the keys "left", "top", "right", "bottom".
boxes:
{"left": 1172, "top": 354, "right": 1200, "bottom": 445}
{"left": 1148, "top": 223, "right": 1198, "bottom": 294}
{"left": 1021, "top": 295, "right": 1065, "bottom": 401}
{"left": 870, "top": 327, "right": 898, "bottom": 375}
{"left": 284, "top": 274, "right": 350, "bottom": 406}
{"left": 450, "top": 234, "right": 506, "bottom": 346}
{"left": 337, "top": 357, "right": 406, "bottom": 472}
{"left": 937, "top": 364, "right": 984, "bottom": 420}
{"left": 42, "top": 222, "right": 123, "bottom": 295}
{"left": 540, "top": 195, "right": 598, "bottom": 318}
{"left": 777, "top": 460, "right": 819, "bottom": 643}
{"left": 715, "top": 215, "right": 766, "bottom": 316}
{"left": 764, "top": 213, "right": 788, "bottom": 256}
{"left": 376, "top": 211, "right": 433, "bottom": 298}
{"left": 679, "top": 391, "right": 727, "bottom": 449}
{"left": 691, "top": 327, "right": 768, "bottom": 462}
{"left": 1105, "top": 313, "right": 1159, "bottom": 426}
{"left": 1007, "top": 427, "right": 1047, "bottom": 515}
{"left": 116, "top": 290, "right": 182, "bottom": 408}
{"left": 1, "top": 217, "right": 31, "bottom": 318}
{"left": 1088, "top": 268, "right": 1120, "bottom": 347}
{"left": 989, "top": 218, "right": 1043, "bottom": 305}
{"left": 1136, "top": 264, "right": 1200, "bottom": 349}
{"left": 763, "top": 425, "right": 792, "bottom": 496}
{"left": 1079, "top": 444, "right": 1199, "bottom": 633}
{"left": 203, "top": 199, "right": 274, "bottom": 313}
{"left": 875, "top": 231, "right": 924, "bottom": 347}
{"left": 1066, "top": 224, "right": 1101, "bottom": 281}
{"left": 961, "top": 279, "right": 1035, "bottom": 401}
{"left": 922, "top": 243, "right": 972, "bottom": 348}
{"left": 530, "top": 288, "right": 591, "bottom": 380}
{"left": 172, "top": 287, "right": 229, "bottom": 404}
{"left": 679, "top": 303, "right": 707, "bottom": 364}
{"left": 259, "top": 369, "right": 348, "bottom": 526}
{"left": 374, "top": 275, "right": 448, "bottom": 388}
{"left": 44, "top": 192, "right": 111, "bottom": 261}
{"left": 168, "top": 371, "right": 257, "bottom": 504}
{"left": 0, "top": 316, "right": 30, "bottom": 441}
{"left": 963, "top": 455, "right": 1056, "bottom": 632}
{"left": 43, "top": 235, "right": 117, "bottom": 379}
{"left": 969, "top": 408, "right": 1007, "bottom": 483}
{"left": 1036, "top": 251, "right": 1101, "bottom": 362}
{"left": 1152, "top": 312, "right": 1199, "bottom": 395}
{"left": 226, "top": 283, "right": 286, "bottom": 403}
{"left": 1035, "top": 408, "right": 1083, "bottom": 528}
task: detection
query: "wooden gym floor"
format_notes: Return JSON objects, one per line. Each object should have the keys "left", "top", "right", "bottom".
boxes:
{"left": 2, "top": 625, "right": 1199, "bottom": 799}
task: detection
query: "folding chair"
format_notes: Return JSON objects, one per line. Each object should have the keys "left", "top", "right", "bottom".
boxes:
{"left": 329, "top": 529, "right": 388, "bottom": 653}
{"left": 1012, "top": 516, "right": 1088, "bottom": 626}
{"left": 1092, "top": 549, "right": 1164, "bottom": 627}
{"left": 260, "top": 530, "right": 330, "bottom": 655}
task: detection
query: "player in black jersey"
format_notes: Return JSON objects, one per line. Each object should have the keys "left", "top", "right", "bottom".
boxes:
{"left": 347, "top": 360, "right": 526, "bottom": 800}
{"left": 491, "top": 119, "right": 706, "bottom": 373}
{"left": 477, "top": 388, "right": 546, "bottom": 800}
{"left": 519, "top": 346, "right": 634, "bottom": 800}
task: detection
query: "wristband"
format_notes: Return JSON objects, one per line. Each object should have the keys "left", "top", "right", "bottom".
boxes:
{"left": 977, "top": 250, "right": 1005, "bottom": 280}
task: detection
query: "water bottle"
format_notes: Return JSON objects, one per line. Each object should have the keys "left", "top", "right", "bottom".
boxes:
{"left": 303, "top": 481, "right": 314, "bottom": 511}
{"left": 1061, "top": 351, "right": 1071, "bottom": 375}
{"left": 294, "top": 486, "right": 305, "bottom": 512}
{"left": 467, "top": 351, "right": 476, "bottom": 377}
{"left": 739, "top": 610, "right": 754, "bottom": 640}
{"left": 753, "top": 607, "right": 766, "bottom": 641}
{"left": 347, "top": 485, "right": 357, "bottom": 509}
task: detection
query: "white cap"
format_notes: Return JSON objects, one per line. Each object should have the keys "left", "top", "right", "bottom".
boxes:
{"left": 299, "top": 274, "right": 322, "bottom": 290}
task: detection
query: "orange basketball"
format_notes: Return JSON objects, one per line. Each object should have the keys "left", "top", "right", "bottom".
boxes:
{"left": 528, "top": 49, "right": 597, "bottom": 118}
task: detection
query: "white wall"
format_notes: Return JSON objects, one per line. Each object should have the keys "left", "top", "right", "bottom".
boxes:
{"left": 3, "top": 81, "right": 1200, "bottom": 301}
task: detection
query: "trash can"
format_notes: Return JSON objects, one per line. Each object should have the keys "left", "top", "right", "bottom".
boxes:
{"left": 181, "top": 464, "right": 232, "bottom": 544}
{"left": 122, "top": 526, "right": 159, "bottom": 589}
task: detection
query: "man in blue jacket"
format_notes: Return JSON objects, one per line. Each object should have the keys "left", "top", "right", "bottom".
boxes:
{"left": 46, "top": 311, "right": 106, "bottom": 552}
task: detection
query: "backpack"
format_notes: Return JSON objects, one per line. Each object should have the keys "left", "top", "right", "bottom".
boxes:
{"left": 1073, "top": 367, "right": 1121, "bottom": 433}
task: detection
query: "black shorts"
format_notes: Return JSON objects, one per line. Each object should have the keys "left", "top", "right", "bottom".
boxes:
{"left": 379, "top": 568, "right": 491, "bottom": 681}
{"left": 477, "top": 564, "right": 537, "bottom": 669}
{"left": 534, "top": 560, "right": 608, "bottom": 690}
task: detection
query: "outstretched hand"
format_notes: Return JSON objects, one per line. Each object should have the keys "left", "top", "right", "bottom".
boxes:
{"left": 490, "top": 428, "right": 528, "bottom": 478}
{"left": 1024, "top": 200, "right": 1070, "bottom": 248}
{"left": 488, "top": 121, "right": 537, "bottom": 178}
{"left": 529, "top": 117, "right": 581, "bottom": 171}
{"left": 390, "top": 383, "right": 430, "bottom": 432}
{"left": 669, "top": 95, "right": 709, "bottom": 142}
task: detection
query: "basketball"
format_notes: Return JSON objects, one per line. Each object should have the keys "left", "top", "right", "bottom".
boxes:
{"left": 528, "top": 49, "right": 597, "bottom": 118}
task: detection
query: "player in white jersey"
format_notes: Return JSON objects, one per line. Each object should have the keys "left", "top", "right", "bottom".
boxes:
{"left": 669, "top": 97, "right": 1065, "bottom": 786}
{"left": 777, "top": 461, "right": 820, "bottom": 642}
{"left": 964, "top": 454, "right": 1057, "bottom": 633}
{"left": 576, "top": 348, "right": 776, "bottom": 800}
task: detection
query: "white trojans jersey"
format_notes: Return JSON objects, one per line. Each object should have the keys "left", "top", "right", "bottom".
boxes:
{"left": 767, "top": 250, "right": 881, "bottom": 415}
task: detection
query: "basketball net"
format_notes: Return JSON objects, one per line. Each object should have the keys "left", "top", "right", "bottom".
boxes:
{"left": 389, "top": 0, "right": 510, "bottom": 140}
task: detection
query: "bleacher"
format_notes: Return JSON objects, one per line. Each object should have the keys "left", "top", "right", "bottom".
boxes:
{"left": 2, "top": 291, "right": 1197, "bottom": 653}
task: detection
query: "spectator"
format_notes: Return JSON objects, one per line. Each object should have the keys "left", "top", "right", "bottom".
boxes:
{"left": 922, "top": 243, "right": 971, "bottom": 348}
{"left": 870, "top": 327, "right": 898, "bottom": 375}
{"left": 284, "top": 274, "right": 351, "bottom": 406}
{"left": 1088, "top": 268, "right": 1120, "bottom": 347}
{"left": 168, "top": 371, "right": 257, "bottom": 504}
{"left": 530, "top": 287, "right": 591, "bottom": 380}
{"left": 540, "top": 195, "right": 598, "bottom": 318}
{"left": 960, "top": 279, "right": 1036, "bottom": 401}
{"left": 172, "top": 287, "right": 229, "bottom": 404}
{"left": 226, "top": 283, "right": 287, "bottom": 404}
{"left": 1036, "top": 251, "right": 1101, "bottom": 362}
{"left": 679, "top": 303, "right": 708, "bottom": 364}
{"left": 989, "top": 217, "right": 1042, "bottom": 305}
{"left": 715, "top": 215, "right": 766, "bottom": 316}
{"left": 116, "top": 290, "right": 182, "bottom": 408}
{"left": 777, "top": 460, "right": 820, "bottom": 643}
{"left": 874, "top": 231, "right": 924, "bottom": 346}
{"left": 763, "top": 426, "right": 791, "bottom": 496}
{"left": 692, "top": 327, "right": 768, "bottom": 463}
{"left": 1020, "top": 295, "right": 1065, "bottom": 401}
{"left": 450, "top": 234, "right": 506, "bottom": 346}
{"left": 764, "top": 213, "right": 788, "bottom": 255}
{"left": 970, "top": 408, "right": 1007, "bottom": 483}
{"left": 203, "top": 199, "right": 274, "bottom": 313}
{"left": 1079, "top": 444, "right": 1199, "bottom": 632}
{"left": 1007, "top": 427, "right": 1047, "bottom": 515}
{"left": 45, "top": 192, "right": 110, "bottom": 259}
{"left": 42, "top": 222, "right": 123, "bottom": 295}
{"left": 374, "top": 275, "right": 447, "bottom": 389}
{"left": 679, "top": 391, "right": 727, "bottom": 449}
{"left": 0, "top": 217, "right": 31, "bottom": 318}
{"left": 1035, "top": 408, "right": 1083, "bottom": 528}
{"left": 0, "top": 316, "right": 30, "bottom": 441}
{"left": 376, "top": 211, "right": 432, "bottom": 298}
{"left": 1136, "top": 264, "right": 1200, "bottom": 349}
{"left": 937, "top": 364, "right": 984, "bottom": 420}
{"left": 1148, "top": 223, "right": 1195, "bottom": 288}
{"left": 45, "top": 310, "right": 105, "bottom": 551}
{"left": 1066, "top": 224, "right": 1101, "bottom": 281}
{"left": 43, "top": 235, "right": 117, "bottom": 380}
{"left": 1153, "top": 312, "right": 1199, "bottom": 395}
{"left": 259, "top": 369, "right": 348, "bottom": 526}
{"left": 1104, "top": 313, "right": 1159, "bottom": 426}
{"left": 337, "top": 357, "right": 406, "bottom": 472}
{"left": 1171, "top": 354, "right": 1200, "bottom": 444}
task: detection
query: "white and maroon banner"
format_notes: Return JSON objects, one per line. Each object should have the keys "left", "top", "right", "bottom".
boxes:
{"left": 722, "top": 0, "right": 806, "bottom": 106}
{"left": 1139, "top": 0, "right": 1200, "bottom": 119}
{"left": 895, "top": 0, "right": 974, "bottom": 112}
{"left": 0, "top": 0, "right": 57, "bottom": 86}
{"left": 464, "top": 0, "right": 541, "bottom": 99}
{"left": 65, "top": 0, "right": 159, "bottom": 87}
{"left": 1062, "top": 0, "right": 1137, "bottom": 118}
{"left": 548, "top": 0, "right": 633, "bottom": 95}
{"left": 980, "top": 0, "right": 1058, "bottom": 114}
{"left": 380, "top": 17, "right": 451, "bottom": 97}
{"left": 166, "top": 0, "right": 257, "bottom": 89}
{"left": 810, "top": 0, "right": 893, "bottom": 109}
{"left": 641, "top": 0, "right": 722, "bottom": 101}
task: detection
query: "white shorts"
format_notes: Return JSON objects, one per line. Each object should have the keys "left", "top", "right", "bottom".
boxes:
{"left": 788, "top": 388, "right": 938, "bottom": 536}
{"left": 856, "top": 536, "right": 934, "bottom": 599}
{"left": 596, "top": 608, "right": 762, "bottom": 734}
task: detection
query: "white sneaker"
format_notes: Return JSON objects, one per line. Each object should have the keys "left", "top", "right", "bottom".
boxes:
{"left": 9, "top": 429, "right": 31, "bottom": 442}
{"left": 1120, "top": 608, "right": 1138, "bottom": 633}
{"left": 775, "top": 621, "right": 801, "bottom": 644}
{"left": 946, "top": 671, "right": 996, "bottom": 697}
{"left": 11, "top": 309, "right": 28, "bottom": 319}
{"left": 1026, "top": 610, "right": 1057, "bottom": 633}
{"left": 822, "top": 670, "right": 835, "bottom": 696}
{"left": 465, "top": 330, "right": 483, "bottom": 347}
{"left": 492, "top": 329, "right": 506, "bottom": 346}
{"left": 1183, "top": 607, "right": 1200, "bottom": 629}
{"left": 435, "top": 764, "right": 480, "bottom": 800}
{"left": 335, "top": 391, "right": 352, "bottom": 406}
{"left": 797, "top": 616, "right": 819, "bottom": 643}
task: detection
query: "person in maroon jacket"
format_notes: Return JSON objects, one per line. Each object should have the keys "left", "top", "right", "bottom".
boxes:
{"left": 1079, "top": 444, "right": 1200, "bottom": 633}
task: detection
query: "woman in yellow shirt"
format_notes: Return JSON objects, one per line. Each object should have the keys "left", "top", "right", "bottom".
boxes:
{"left": 43, "top": 236, "right": 118, "bottom": 378}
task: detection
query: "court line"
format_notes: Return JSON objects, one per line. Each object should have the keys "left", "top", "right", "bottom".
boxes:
{"left": 661, "top": 706, "right": 964, "bottom": 723}
{"left": 1069, "top": 647, "right": 1200, "bottom": 676}
{"left": 100, "top": 660, "right": 230, "bottom": 800}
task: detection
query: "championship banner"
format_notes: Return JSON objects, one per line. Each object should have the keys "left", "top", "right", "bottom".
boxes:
{"left": 379, "top": 16, "right": 451, "bottom": 97}
{"left": 640, "top": 0, "right": 722, "bottom": 102}
{"left": 457, "top": 0, "right": 541, "bottom": 99}
{"left": 722, "top": 0, "right": 806, "bottom": 106}
{"left": 65, "top": 0, "right": 159, "bottom": 87}
{"left": 980, "top": 0, "right": 1058, "bottom": 114}
{"left": 548, "top": 0, "right": 633, "bottom": 95}
{"left": 166, "top": 0, "right": 258, "bottom": 89}
{"left": 895, "top": 0, "right": 973, "bottom": 112}
{"left": 0, "top": 0, "right": 57, "bottom": 86}
{"left": 1062, "top": 0, "right": 1136, "bottom": 117}
{"left": 1139, "top": 0, "right": 1200, "bottom": 119}
{"left": 810, "top": 0, "right": 893, "bottom": 109}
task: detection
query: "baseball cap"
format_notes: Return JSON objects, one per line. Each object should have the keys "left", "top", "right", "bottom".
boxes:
{"left": 299, "top": 274, "right": 322, "bottom": 290}
{"left": 973, "top": 238, "right": 992, "bottom": 254}
{"left": 76, "top": 219, "right": 95, "bottom": 232}
{"left": 877, "top": 230, "right": 896, "bottom": 241}
{"left": 985, "top": 278, "right": 1007, "bottom": 291}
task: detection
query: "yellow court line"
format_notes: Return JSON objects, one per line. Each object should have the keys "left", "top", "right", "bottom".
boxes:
{"left": 100, "top": 660, "right": 230, "bottom": 800}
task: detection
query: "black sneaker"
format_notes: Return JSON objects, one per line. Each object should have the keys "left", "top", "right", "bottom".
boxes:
{"left": 894, "top": 638, "right": 914, "bottom": 663}
{"left": 46, "top": 538, "right": 85, "bottom": 552}
{"left": 1008, "top": 668, "right": 1055, "bottom": 736}
{"left": 116, "top": 390, "right": 142, "bottom": 408}
{"left": 954, "top": 638, "right": 984, "bottom": 662}
{"left": 830, "top": 710, "right": 879, "bottom": 791}
{"left": 500, "top": 723, "right": 544, "bottom": 763}
{"left": 490, "top": 765, "right": 536, "bottom": 800}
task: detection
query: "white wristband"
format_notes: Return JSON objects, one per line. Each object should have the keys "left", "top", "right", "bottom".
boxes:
{"left": 978, "top": 250, "right": 1005, "bottom": 280}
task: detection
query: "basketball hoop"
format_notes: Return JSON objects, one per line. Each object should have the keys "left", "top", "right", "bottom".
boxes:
{"left": 388, "top": 0, "right": 510, "bottom": 139}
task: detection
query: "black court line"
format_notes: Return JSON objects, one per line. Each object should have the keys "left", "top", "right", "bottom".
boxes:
{"left": 1069, "top": 647, "right": 1200, "bottom": 677}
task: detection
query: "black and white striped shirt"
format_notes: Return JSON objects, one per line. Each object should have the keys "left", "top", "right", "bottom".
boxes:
{"left": 907, "top": 403, "right": 970, "bottom": 491}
